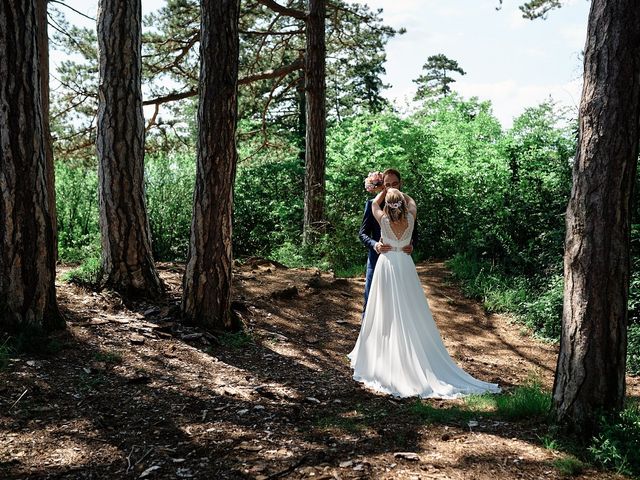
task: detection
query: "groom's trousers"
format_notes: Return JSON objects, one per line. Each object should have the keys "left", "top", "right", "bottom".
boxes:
{"left": 362, "top": 257, "right": 377, "bottom": 320}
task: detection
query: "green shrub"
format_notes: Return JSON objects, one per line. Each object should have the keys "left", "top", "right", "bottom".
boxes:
{"left": 63, "top": 256, "right": 102, "bottom": 288}
{"left": 522, "top": 274, "right": 564, "bottom": 340}
{"left": 589, "top": 401, "right": 640, "bottom": 476}
{"left": 145, "top": 151, "right": 196, "bottom": 261}
{"left": 55, "top": 162, "right": 100, "bottom": 262}
{"left": 627, "top": 324, "right": 640, "bottom": 375}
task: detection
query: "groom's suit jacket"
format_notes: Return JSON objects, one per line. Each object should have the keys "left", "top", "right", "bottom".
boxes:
{"left": 358, "top": 199, "right": 418, "bottom": 268}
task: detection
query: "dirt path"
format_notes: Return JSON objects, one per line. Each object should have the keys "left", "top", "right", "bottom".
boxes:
{"left": 0, "top": 260, "right": 632, "bottom": 479}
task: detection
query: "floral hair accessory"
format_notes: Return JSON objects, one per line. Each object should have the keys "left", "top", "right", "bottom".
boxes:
{"left": 364, "top": 171, "right": 384, "bottom": 192}
{"left": 387, "top": 200, "right": 403, "bottom": 209}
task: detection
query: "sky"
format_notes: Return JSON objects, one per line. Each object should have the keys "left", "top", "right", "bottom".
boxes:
{"left": 53, "top": 0, "right": 591, "bottom": 128}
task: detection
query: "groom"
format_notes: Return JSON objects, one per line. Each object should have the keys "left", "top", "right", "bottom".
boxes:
{"left": 359, "top": 168, "right": 417, "bottom": 319}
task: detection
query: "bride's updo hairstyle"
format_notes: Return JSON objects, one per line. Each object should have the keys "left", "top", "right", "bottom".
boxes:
{"left": 384, "top": 188, "right": 407, "bottom": 223}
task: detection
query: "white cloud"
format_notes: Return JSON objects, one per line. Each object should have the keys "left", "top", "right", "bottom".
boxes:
{"left": 523, "top": 47, "right": 548, "bottom": 58}
{"left": 560, "top": 24, "right": 587, "bottom": 45}
{"left": 455, "top": 78, "right": 583, "bottom": 127}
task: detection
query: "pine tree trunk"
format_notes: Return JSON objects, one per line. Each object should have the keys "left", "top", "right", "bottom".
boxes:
{"left": 553, "top": 0, "right": 640, "bottom": 435}
{"left": 96, "top": 0, "right": 163, "bottom": 298}
{"left": 181, "top": 0, "right": 241, "bottom": 331}
{"left": 0, "top": 0, "right": 63, "bottom": 333}
{"left": 36, "top": 0, "right": 57, "bottom": 263}
{"left": 303, "top": 0, "right": 326, "bottom": 245}
{"left": 297, "top": 70, "right": 306, "bottom": 166}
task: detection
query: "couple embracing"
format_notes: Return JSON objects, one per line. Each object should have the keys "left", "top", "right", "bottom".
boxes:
{"left": 348, "top": 169, "right": 500, "bottom": 399}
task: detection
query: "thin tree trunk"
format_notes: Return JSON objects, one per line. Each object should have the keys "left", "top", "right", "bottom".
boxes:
{"left": 553, "top": 0, "right": 640, "bottom": 435}
{"left": 181, "top": 0, "right": 241, "bottom": 331}
{"left": 303, "top": 0, "right": 326, "bottom": 245}
{"left": 96, "top": 0, "right": 163, "bottom": 298}
{"left": 0, "top": 0, "right": 63, "bottom": 333}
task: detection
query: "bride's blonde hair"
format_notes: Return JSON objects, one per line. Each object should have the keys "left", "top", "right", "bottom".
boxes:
{"left": 384, "top": 188, "right": 407, "bottom": 223}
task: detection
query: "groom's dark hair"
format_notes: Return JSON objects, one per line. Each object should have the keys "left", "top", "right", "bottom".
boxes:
{"left": 383, "top": 168, "right": 401, "bottom": 181}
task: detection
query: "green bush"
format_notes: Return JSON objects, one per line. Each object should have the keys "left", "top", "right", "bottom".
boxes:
{"left": 627, "top": 324, "right": 640, "bottom": 376}
{"left": 145, "top": 151, "right": 196, "bottom": 261}
{"left": 63, "top": 256, "right": 102, "bottom": 288}
{"left": 234, "top": 156, "right": 304, "bottom": 258}
{"left": 55, "top": 162, "right": 100, "bottom": 262}
{"left": 522, "top": 274, "right": 564, "bottom": 340}
{"left": 589, "top": 401, "right": 640, "bottom": 476}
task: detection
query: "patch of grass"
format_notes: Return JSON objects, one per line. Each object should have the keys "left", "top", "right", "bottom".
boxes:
{"left": 463, "top": 394, "right": 499, "bottom": 412}
{"left": 409, "top": 379, "right": 551, "bottom": 425}
{"left": 218, "top": 331, "right": 253, "bottom": 349}
{"left": 314, "top": 405, "right": 388, "bottom": 433}
{"left": 493, "top": 379, "right": 551, "bottom": 420}
{"left": 539, "top": 432, "right": 560, "bottom": 451}
{"left": 553, "top": 456, "right": 586, "bottom": 477}
{"left": 78, "top": 372, "right": 105, "bottom": 393}
{"left": 62, "top": 256, "right": 102, "bottom": 288}
{"left": 93, "top": 350, "right": 122, "bottom": 364}
{"left": 409, "top": 400, "right": 476, "bottom": 424}
{"left": 315, "top": 414, "right": 365, "bottom": 433}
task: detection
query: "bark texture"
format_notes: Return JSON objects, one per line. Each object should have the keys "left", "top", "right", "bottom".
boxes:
{"left": 36, "top": 0, "right": 57, "bottom": 263}
{"left": 302, "top": 0, "right": 327, "bottom": 245}
{"left": 181, "top": 0, "right": 241, "bottom": 331}
{"left": 553, "top": 0, "right": 640, "bottom": 434}
{"left": 96, "top": 0, "right": 163, "bottom": 298}
{"left": 0, "top": 0, "right": 63, "bottom": 333}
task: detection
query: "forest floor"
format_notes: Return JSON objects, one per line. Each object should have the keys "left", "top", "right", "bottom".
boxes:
{"left": 1, "top": 259, "right": 638, "bottom": 480}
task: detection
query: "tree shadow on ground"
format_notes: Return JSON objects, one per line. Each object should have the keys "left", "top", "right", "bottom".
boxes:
{"left": 0, "top": 261, "right": 627, "bottom": 480}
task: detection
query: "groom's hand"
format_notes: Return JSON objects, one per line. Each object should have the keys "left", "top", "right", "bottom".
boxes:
{"left": 375, "top": 241, "right": 391, "bottom": 254}
{"left": 402, "top": 244, "right": 414, "bottom": 255}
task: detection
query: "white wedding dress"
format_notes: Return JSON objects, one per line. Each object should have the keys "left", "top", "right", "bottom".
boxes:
{"left": 349, "top": 212, "right": 500, "bottom": 399}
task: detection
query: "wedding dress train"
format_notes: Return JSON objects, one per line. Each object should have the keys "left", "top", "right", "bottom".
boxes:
{"left": 348, "top": 213, "right": 500, "bottom": 398}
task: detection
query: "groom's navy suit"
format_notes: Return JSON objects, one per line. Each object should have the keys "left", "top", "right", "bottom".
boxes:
{"left": 359, "top": 199, "right": 418, "bottom": 318}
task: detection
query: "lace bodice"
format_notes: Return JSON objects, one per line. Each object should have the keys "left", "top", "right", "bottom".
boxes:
{"left": 380, "top": 213, "right": 414, "bottom": 250}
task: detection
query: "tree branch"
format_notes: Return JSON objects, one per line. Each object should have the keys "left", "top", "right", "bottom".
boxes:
{"left": 240, "top": 29, "right": 304, "bottom": 36}
{"left": 142, "top": 59, "right": 303, "bottom": 107}
{"left": 254, "top": 0, "right": 307, "bottom": 20}
{"left": 239, "top": 58, "right": 303, "bottom": 84}
{"left": 49, "top": 0, "right": 96, "bottom": 22}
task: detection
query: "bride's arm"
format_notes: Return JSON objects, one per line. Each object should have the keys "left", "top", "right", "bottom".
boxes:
{"left": 372, "top": 190, "right": 386, "bottom": 223}
{"left": 403, "top": 193, "right": 417, "bottom": 219}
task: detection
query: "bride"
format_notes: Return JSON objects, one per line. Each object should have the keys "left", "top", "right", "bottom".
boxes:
{"left": 348, "top": 187, "right": 500, "bottom": 398}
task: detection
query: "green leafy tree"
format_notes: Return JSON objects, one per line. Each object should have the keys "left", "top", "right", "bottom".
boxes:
{"left": 497, "top": 0, "right": 563, "bottom": 20}
{"left": 413, "top": 54, "right": 466, "bottom": 100}
{"left": 49, "top": 0, "right": 400, "bottom": 161}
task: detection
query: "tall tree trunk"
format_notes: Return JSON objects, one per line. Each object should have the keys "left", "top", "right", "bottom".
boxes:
{"left": 553, "top": 0, "right": 640, "bottom": 435}
{"left": 0, "top": 0, "right": 63, "bottom": 333}
{"left": 36, "top": 0, "right": 57, "bottom": 263}
{"left": 302, "top": 0, "right": 326, "bottom": 245}
{"left": 181, "top": 0, "right": 241, "bottom": 331}
{"left": 96, "top": 0, "right": 163, "bottom": 298}
{"left": 297, "top": 69, "right": 306, "bottom": 166}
